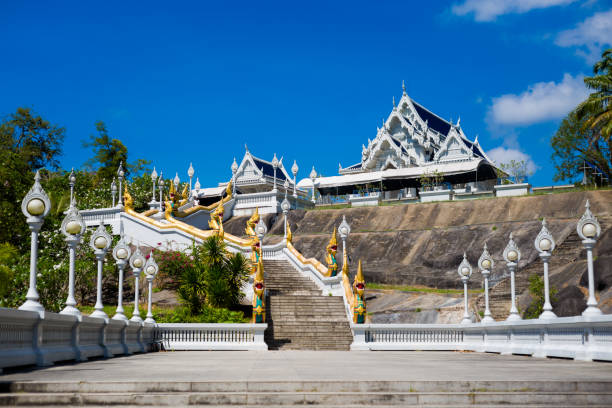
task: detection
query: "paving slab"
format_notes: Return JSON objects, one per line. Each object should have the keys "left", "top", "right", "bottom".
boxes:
{"left": 1, "top": 351, "right": 611, "bottom": 383}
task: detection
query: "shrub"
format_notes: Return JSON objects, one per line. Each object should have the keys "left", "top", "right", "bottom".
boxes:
{"left": 523, "top": 274, "right": 558, "bottom": 319}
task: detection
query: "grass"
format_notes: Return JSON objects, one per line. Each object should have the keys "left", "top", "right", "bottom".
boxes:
{"left": 78, "top": 304, "right": 172, "bottom": 321}
{"left": 368, "top": 282, "right": 484, "bottom": 294}
{"left": 77, "top": 304, "right": 250, "bottom": 323}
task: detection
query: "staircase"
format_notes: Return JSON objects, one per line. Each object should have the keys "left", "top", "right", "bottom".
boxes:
{"left": 263, "top": 259, "right": 353, "bottom": 350}
{"left": 478, "top": 228, "right": 586, "bottom": 320}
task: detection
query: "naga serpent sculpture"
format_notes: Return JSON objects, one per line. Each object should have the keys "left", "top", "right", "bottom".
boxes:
{"left": 325, "top": 228, "right": 339, "bottom": 277}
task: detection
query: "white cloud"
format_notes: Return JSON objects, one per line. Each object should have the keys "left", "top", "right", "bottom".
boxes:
{"left": 488, "top": 73, "right": 588, "bottom": 126}
{"left": 487, "top": 146, "right": 539, "bottom": 173}
{"left": 555, "top": 9, "right": 612, "bottom": 61}
{"left": 451, "top": 0, "right": 577, "bottom": 22}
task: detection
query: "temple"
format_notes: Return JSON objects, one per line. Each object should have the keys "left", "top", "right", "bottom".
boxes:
{"left": 298, "top": 83, "right": 501, "bottom": 203}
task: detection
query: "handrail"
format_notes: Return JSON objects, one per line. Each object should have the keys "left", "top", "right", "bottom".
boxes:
{"left": 286, "top": 241, "right": 328, "bottom": 277}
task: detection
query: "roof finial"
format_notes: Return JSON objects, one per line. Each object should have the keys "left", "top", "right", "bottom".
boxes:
{"left": 244, "top": 143, "right": 249, "bottom": 152}
{"left": 392, "top": 96, "right": 396, "bottom": 108}
{"left": 402, "top": 80, "right": 406, "bottom": 95}
{"left": 457, "top": 116, "right": 461, "bottom": 127}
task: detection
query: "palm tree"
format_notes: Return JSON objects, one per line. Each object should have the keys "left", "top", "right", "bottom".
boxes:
{"left": 577, "top": 49, "right": 612, "bottom": 143}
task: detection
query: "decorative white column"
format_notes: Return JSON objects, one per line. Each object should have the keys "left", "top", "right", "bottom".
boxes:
{"left": 255, "top": 218, "right": 268, "bottom": 248}
{"left": 310, "top": 166, "right": 317, "bottom": 204}
{"left": 231, "top": 157, "right": 238, "bottom": 197}
{"left": 291, "top": 160, "right": 298, "bottom": 198}
{"left": 19, "top": 170, "right": 51, "bottom": 313}
{"left": 272, "top": 154, "right": 279, "bottom": 192}
{"left": 111, "top": 228, "right": 131, "bottom": 321}
{"left": 60, "top": 200, "right": 85, "bottom": 317}
{"left": 158, "top": 172, "right": 164, "bottom": 208}
{"left": 173, "top": 173, "right": 180, "bottom": 190}
{"left": 117, "top": 162, "right": 125, "bottom": 209}
{"left": 90, "top": 220, "right": 111, "bottom": 319}
{"left": 458, "top": 253, "right": 473, "bottom": 324}
{"left": 577, "top": 200, "right": 602, "bottom": 316}
{"left": 338, "top": 215, "right": 351, "bottom": 265}
{"left": 503, "top": 233, "right": 522, "bottom": 321}
{"left": 187, "top": 163, "right": 194, "bottom": 199}
{"left": 281, "top": 182, "right": 290, "bottom": 240}
{"left": 477, "top": 243, "right": 495, "bottom": 323}
{"left": 68, "top": 168, "right": 76, "bottom": 204}
{"left": 144, "top": 255, "right": 159, "bottom": 324}
{"left": 129, "top": 245, "right": 146, "bottom": 322}
{"left": 535, "top": 218, "right": 557, "bottom": 319}
{"left": 150, "top": 167, "right": 158, "bottom": 204}
{"left": 111, "top": 178, "right": 117, "bottom": 207}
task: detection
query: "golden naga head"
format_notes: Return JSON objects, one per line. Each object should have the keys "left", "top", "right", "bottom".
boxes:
{"left": 246, "top": 207, "right": 260, "bottom": 235}
{"left": 353, "top": 259, "right": 365, "bottom": 297}
{"left": 123, "top": 184, "right": 134, "bottom": 211}
{"left": 286, "top": 220, "right": 292, "bottom": 243}
{"left": 225, "top": 181, "right": 233, "bottom": 199}
{"left": 213, "top": 201, "right": 224, "bottom": 219}
{"left": 326, "top": 228, "right": 338, "bottom": 255}
{"left": 253, "top": 259, "right": 265, "bottom": 298}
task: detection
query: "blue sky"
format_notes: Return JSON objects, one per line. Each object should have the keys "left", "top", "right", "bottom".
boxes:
{"left": 1, "top": 0, "right": 610, "bottom": 187}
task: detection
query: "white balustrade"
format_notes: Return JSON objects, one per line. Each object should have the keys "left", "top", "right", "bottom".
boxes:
{"left": 0, "top": 307, "right": 158, "bottom": 371}
{"left": 80, "top": 207, "right": 121, "bottom": 227}
{"left": 155, "top": 323, "right": 268, "bottom": 350}
{"left": 351, "top": 316, "right": 612, "bottom": 361}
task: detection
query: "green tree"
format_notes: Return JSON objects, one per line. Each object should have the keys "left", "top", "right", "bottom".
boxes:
{"left": 499, "top": 160, "right": 530, "bottom": 184}
{"left": 551, "top": 110, "right": 611, "bottom": 183}
{"left": 82, "top": 121, "right": 151, "bottom": 182}
{"left": 577, "top": 48, "right": 612, "bottom": 144}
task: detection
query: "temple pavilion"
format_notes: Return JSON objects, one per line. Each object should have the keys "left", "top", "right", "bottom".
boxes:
{"left": 297, "top": 84, "right": 501, "bottom": 202}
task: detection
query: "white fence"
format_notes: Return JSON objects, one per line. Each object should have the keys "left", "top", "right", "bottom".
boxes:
{"left": 0, "top": 308, "right": 158, "bottom": 371}
{"left": 156, "top": 323, "right": 267, "bottom": 351}
{"left": 80, "top": 207, "right": 122, "bottom": 227}
{"left": 351, "top": 315, "right": 612, "bottom": 361}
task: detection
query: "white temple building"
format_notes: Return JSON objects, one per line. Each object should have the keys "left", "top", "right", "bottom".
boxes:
{"left": 298, "top": 83, "right": 501, "bottom": 203}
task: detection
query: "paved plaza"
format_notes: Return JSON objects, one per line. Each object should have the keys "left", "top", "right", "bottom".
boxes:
{"left": 3, "top": 351, "right": 612, "bottom": 383}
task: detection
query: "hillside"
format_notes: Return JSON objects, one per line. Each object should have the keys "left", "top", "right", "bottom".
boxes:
{"left": 225, "top": 190, "right": 612, "bottom": 321}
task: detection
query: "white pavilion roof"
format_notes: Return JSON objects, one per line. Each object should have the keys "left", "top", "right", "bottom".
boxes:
{"left": 297, "top": 159, "right": 485, "bottom": 189}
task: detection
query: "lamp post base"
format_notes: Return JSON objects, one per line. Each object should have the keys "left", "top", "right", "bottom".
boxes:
{"left": 144, "top": 317, "right": 156, "bottom": 324}
{"left": 506, "top": 312, "right": 522, "bottom": 321}
{"left": 539, "top": 310, "right": 557, "bottom": 320}
{"left": 112, "top": 312, "right": 128, "bottom": 321}
{"left": 582, "top": 306, "right": 602, "bottom": 317}
{"left": 19, "top": 299, "right": 44, "bottom": 313}
{"left": 461, "top": 317, "right": 472, "bottom": 324}
{"left": 130, "top": 315, "right": 143, "bottom": 323}
{"left": 481, "top": 315, "right": 495, "bottom": 324}
{"left": 60, "top": 305, "right": 82, "bottom": 317}
{"left": 90, "top": 309, "right": 108, "bottom": 319}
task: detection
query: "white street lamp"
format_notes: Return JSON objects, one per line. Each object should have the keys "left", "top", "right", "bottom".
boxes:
{"left": 158, "top": 171, "right": 164, "bottom": 207}
{"left": 111, "top": 178, "right": 117, "bottom": 207}
{"left": 89, "top": 220, "right": 112, "bottom": 319}
{"left": 151, "top": 167, "right": 158, "bottom": 203}
{"left": 129, "top": 244, "right": 146, "bottom": 323}
{"left": 173, "top": 173, "right": 180, "bottom": 189}
{"left": 478, "top": 243, "right": 494, "bottom": 323}
{"left": 281, "top": 180, "right": 290, "bottom": 240}
{"left": 503, "top": 232, "right": 522, "bottom": 321}
{"left": 231, "top": 157, "right": 238, "bottom": 197}
{"left": 577, "top": 200, "right": 602, "bottom": 316}
{"left": 111, "top": 227, "right": 131, "bottom": 321}
{"left": 117, "top": 162, "right": 125, "bottom": 209}
{"left": 291, "top": 160, "right": 299, "bottom": 198}
{"left": 187, "top": 163, "right": 194, "bottom": 199}
{"left": 60, "top": 200, "right": 85, "bottom": 317}
{"left": 68, "top": 168, "right": 76, "bottom": 204}
{"left": 272, "top": 153, "right": 279, "bottom": 192}
{"left": 535, "top": 218, "right": 557, "bottom": 319}
{"left": 338, "top": 215, "right": 351, "bottom": 269}
{"left": 310, "top": 166, "right": 317, "bottom": 204}
{"left": 255, "top": 218, "right": 267, "bottom": 245}
{"left": 458, "top": 252, "right": 473, "bottom": 324}
{"left": 19, "top": 170, "right": 51, "bottom": 313}
{"left": 143, "top": 255, "right": 159, "bottom": 324}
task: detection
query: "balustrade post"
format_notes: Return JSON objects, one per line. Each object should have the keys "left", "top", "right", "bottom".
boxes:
{"left": 144, "top": 255, "right": 159, "bottom": 324}
{"left": 478, "top": 243, "right": 494, "bottom": 323}
{"left": 90, "top": 220, "right": 111, "bottom": 319}
{"left": 458, "top": 253, "right": 473, "bottom": 324}
{"left": 60, "top": 198, "right": 85, "bottom": 317}
{"left": 112, "top": 227, "right": 131, "bottom": 321}
{"left": 577, "top": 201, "right": 602, "bottom": 316}
{"left": 503, "top": 233, "right": 522, "bottom": 321}
{"left": 129, "top": 245, "right": 146, "bottom": 323}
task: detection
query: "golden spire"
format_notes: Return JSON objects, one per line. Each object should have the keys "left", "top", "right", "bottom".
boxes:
{"left": 286, "top": 220, "right": 292, "bottom": 243}
{"left": 356, "top": 259, "right": 364, "bottom": 282}
{"left": 328, "top": 228, "right": 337, "bottom": 248}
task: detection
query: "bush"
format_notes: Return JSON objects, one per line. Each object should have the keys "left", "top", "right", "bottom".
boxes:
{"left": 523, "top": 274, "right": 558, "bottom": 319}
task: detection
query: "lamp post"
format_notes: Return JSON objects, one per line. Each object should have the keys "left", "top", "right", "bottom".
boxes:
{"left": 173, "top": 173, "right": 180, "bottom": 190}
{"left": 129, "top": 245, "right": 146, "bottom": 323}
{"left": 232, "top": 157, "right": 238, "bottom": 197}
{"left": 478, "top": 243, "right": 494, "bottom": 323}
{"left": 117, "top": 162, "right": 125, "bottom": 209}
{"left": 111, "top": 229, "right": 131, "bottom": 321}
{"left": 90, "top": 220, "right": 112, "bottom": 319}
{"left": 151, "top": 167, "right": 158, "bottom": 203}
{"left": 272, "top": 153, "right": 279, "bottom": 192}
{"left": 19, "top": 170, "right": 51, "bottom": 312}
{"left": 338, "top": 215, "right": 351, "bottom": 265}
{"left": 158, "top": 171, "right": 164, "bottom": 207}
{"left": 291, "top": 160, "right": 298, "bottom": 198}
{"left": 255, "top": 218, "right": 267, "bottom": 247}
{"left": 577, "top": 200, "right": 602, "bottom": 316}
{"left": 194, "top": 178, "right": 201, "bottom": 204}
{"left": 187, "top": 163, "right": 194, "bottom": 199}
{"left": 111, "top": 178, "right": 117, "bottom": 207}
{"left": 310, "top": 166, "right": 317, "bottom": 204}
{"left": 281, "top": 181, "right": 290, "bottom": 240}
{"left": 144, "top": 255, "right": 159, "bottom": 324}
{"left": 503, "top": 232, "right": 522, "bottom": 321}
{"left": 68, "top": 168, "right": 76, "bottom": 204}
{"left": 60, "top": 200, "right": 85, "bottom": 317}
{"left": 458, "top": 252, "right": 473, "bottom": 324}
{"left": 535, "top": 218, "right": 557, "bottom": 319}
